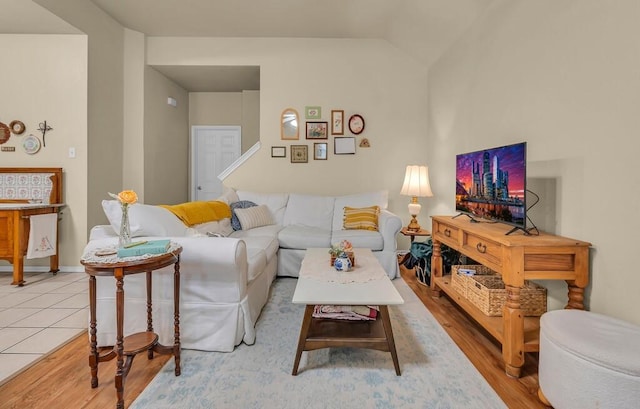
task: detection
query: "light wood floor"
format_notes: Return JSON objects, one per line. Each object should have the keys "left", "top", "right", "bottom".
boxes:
{"left": 0, "top": 267, "right": 547, "bottom": 409}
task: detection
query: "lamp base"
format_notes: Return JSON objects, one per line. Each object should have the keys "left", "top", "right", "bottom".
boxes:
{"left": 406, "top": 216, "right": 421, "bottom": 232}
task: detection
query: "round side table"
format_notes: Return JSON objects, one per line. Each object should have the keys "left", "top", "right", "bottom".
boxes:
{"left": 81, "top": 246, "right": 182, "bottom": 409}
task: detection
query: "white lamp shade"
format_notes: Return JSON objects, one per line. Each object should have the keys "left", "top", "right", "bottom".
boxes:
{"left": 400, "top": 165, "right": 433, "bottom": 197}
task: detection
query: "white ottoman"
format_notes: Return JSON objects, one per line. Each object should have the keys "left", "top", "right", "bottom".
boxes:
{"left": 538, "top": 309, "right": 640, "bottom": 409}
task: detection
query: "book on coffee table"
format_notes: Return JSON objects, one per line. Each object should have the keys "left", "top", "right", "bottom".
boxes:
{"left": 117, "top": 239, "right": 171, "bottom": 258}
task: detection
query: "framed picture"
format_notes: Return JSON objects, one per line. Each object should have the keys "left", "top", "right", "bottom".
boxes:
{"left": 314, "top": 143, "right": 328, "bottom": 160}
{"left": 271, "top": 146, "right": 286, "bottom": 158}
{"left": 305, "top": 106, "right": 321, "bottom": 119}
{"left": 331, "top": 110, "right": 344, "bottom": 135}
{"left": 305, "top": 121, "right": 328, "bottom": 139}
{"left": 290, "top": 145, "right": 308, "bottom": 163}
{"left": 334, "top": 137, "right": 356, "bottom": 155}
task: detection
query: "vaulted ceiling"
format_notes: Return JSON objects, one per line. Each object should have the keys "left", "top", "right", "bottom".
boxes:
{"left": 2, "top": 0, "right": 492, "bottom": 91}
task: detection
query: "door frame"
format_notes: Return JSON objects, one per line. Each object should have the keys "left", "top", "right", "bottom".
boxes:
{"left": 190, "top": 125, "right": 241, "bottom": 201}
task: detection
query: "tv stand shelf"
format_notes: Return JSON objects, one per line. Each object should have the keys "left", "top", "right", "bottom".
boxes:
{"left": 430, "top": 216, "right": 591, "bottom": 378}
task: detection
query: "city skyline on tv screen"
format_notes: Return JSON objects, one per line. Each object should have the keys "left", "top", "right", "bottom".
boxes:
{"left": 455, "top": 142, "right": 526, "bottom": 227}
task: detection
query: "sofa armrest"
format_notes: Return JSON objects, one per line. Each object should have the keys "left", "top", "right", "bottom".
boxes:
{"left": 89, "top": 225, "right": 117, "bottom": 240}
{"left": 83, "top": 236, "right": 249, "bottom": 301}
{"left": 378, "top": 209, "right": 402, "bottom": 252}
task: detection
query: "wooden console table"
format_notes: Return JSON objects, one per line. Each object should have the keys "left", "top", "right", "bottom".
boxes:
{"left": 0, "top": 167, "right": 64, "bottom": 286}
{"left": 430, "top": 216, "right": 591, "bottom": 378}
{"left": 81, "top": 247, "right": 182, "bottom": 409}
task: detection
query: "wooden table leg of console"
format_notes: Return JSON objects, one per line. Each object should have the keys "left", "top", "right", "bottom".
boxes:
{"left": 566, "top": 280, "right": 585, "bottom": 310}
{"left": 430, "top": 239, "right": 443, "bottom": 297}
{"left": 292, "top": 305, "right": 314, "bottom": 376}
{"left": 379, "top": 306, "right": 401, "bottom": 376}
{"left": 502, "top": 285, "right": 524, "bottom": 378}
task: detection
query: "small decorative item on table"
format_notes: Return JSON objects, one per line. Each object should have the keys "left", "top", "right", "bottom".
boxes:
{"left": 108, "top": 190, "right": 138, "bottom": 248}
{"left": 329, "top": 240, "right": 355, "bottom": 269}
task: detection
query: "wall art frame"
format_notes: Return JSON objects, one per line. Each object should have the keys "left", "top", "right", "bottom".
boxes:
{"left": 305, "top": 121, "right": 328, "bottom": 139}
{"left": 314, "top": 142, "right": 328, "bottom": 160}
{"left": 290, "top": 145, "right": 308, "bottom": 163}
{"left": 334, "top": 137, "right": 356, "bottom": 155}
{"left": 305, "top": 106, "right": 321, "bottom": 119}
{"left": 331, "top": 110, "right": 344, "bottom": 135}
{"left": 271, "top": 146, "right": 286, "bottom": 158}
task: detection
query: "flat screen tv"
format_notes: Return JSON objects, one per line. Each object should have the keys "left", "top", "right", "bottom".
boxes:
{"left": 455, "top": 142, "right": 527, "bottom": 234}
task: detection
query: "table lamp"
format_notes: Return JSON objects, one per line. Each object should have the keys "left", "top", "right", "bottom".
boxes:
{"left": 400, "top": 165, "right": 433, "bottom": 232}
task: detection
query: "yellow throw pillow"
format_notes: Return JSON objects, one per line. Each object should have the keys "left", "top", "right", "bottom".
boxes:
{"left": 343, "top": 205, "right": 380, "bottom": 231}
{"left": 159, "top": 200, "right": 232, "bottom": 226}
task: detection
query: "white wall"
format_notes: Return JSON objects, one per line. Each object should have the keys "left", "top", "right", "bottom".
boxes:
{"left": 144, "top": 67, "right": 190, "bottom": 205}
{"left": 147, "top": 37, "right": 430, "bottom": 239}
{"left": 0, "top": 34, "right": 88, "bottom": 268}
{"left": 427, "top": 0, "right": 640, "bottom": 324}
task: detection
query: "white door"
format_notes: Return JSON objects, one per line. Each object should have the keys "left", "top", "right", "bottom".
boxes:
{"left": 191, "top": 126, "right": 241, "bottom": 201}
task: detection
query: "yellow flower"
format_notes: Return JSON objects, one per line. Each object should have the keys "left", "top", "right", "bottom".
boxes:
{"left": 109, "top": 190, "right": 138, "bottom": 206}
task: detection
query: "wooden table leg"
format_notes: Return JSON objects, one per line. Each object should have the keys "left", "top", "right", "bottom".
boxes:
{"left": 566, "top": 280, "right": 585, "bottom": 310}
{"left": 115, "top": 268, "right": 125, "bottom": 409}
{"left": 173, "top": 257, "right": 181, "bottom": 376}
{"left": 292, "top": 305, "right": 314, "bottom": 375}
{"left": 503, "top": 285, "right": 524, "bottom": 378}
{"left": 89, "top": 275, "right": 99, "bottom": 388}
{"left": 379, "top": 306, "right": 401, "bottom": 376}
{"left": 146, "top": 271, "right": 154, "bottom": 360}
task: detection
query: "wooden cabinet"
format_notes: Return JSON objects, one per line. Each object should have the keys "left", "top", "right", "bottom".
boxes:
{"left": 430, "top": 216, "right": 591, "bottom": 378}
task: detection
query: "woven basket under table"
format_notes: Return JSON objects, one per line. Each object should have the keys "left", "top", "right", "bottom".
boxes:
{"left": 450, "top": 264, "right": 495, "bottom": 298}
{"left": 466, "top": 275, "right": 547, "bottom": 317}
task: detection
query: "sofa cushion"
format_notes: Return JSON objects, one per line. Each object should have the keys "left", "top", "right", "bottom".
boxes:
{"left": 230, "top": 200, "right": 257, "bottom": 230}
{"left": 236, "top": 190, "right": 289, "bottom": 225}
{"left": 343, "top": 205, "right": 380, "bottom": 231}
{"left": 217, "top": 186, "right": 240, "bottom": 204}
{"left": 240, "top": 235, "right": 280, "bottom": 263}
{"left": 102, "top": 200, "right": 188, "bottom": 237}
{"left": 283, "top": 193, "right": 335, "bottom": 229}
{"left": 331, "top": 229, "right": 384, "bottom": 251}
{"left": 234, "top": 204, "right": 274, "bottom": 230}
{"left": 278, "top": 225, "right": 332, "bottom": 249}
{"left": 331, "top": 190, "right": 388, "bottom": 231}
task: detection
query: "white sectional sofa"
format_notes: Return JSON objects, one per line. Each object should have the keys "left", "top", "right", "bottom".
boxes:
{"left": 83, "top": 188, "right": 402, "bottom": 352}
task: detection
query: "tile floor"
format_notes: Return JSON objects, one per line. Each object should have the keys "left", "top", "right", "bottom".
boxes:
{"left": 0, "top": 271, "right": 88, "bottom": 386}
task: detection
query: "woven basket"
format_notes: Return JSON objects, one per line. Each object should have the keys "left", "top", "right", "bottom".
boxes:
{"left": 450, "top": 264, "right": 495, "bottom": 297}
{"left": 466, "top": 275, "right": 547, "bottom": 317}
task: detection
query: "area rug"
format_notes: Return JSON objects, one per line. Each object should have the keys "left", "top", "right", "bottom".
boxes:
{"left": 131, "top": 277, "right": 507, "bottom": 409}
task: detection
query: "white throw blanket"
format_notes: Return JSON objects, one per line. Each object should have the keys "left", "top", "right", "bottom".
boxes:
{"left": 27, "top": 213, "right": 57, "bottom": 259}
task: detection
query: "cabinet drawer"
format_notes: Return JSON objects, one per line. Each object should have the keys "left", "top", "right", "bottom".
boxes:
{"left": 462, "top": 233, "right": 502, "bottom": 267}
{"left": 433, "top": 221, "right": 459, "bottom": 248}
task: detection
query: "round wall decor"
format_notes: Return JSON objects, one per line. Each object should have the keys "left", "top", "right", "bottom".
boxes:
{"left": 0, "top": 122, "right": 10, "bottom": 144}
{"left": 23, "top": 134, "right": 41, "bottom": 154}
{"left": 9, "top": 120, "right": 25, "bottom": 135}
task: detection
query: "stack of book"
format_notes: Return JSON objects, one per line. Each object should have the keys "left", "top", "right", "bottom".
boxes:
{"left": 117, "top": 239, "right": 171, "bottom": 258}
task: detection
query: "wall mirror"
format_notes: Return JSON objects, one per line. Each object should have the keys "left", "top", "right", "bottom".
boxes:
{"left": 281, "top": 108, "right": 299, "bottom": 140}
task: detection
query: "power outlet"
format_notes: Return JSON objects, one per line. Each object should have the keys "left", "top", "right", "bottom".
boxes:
{"left": 68, "top": 147, "right": 76, "bottom": 158}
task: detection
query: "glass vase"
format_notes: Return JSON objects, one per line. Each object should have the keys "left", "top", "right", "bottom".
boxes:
{"left": 118, "top": 204, "right": 132, "bottom": 248}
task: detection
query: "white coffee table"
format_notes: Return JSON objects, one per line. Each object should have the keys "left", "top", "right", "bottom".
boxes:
{"left": 291, "top": 248, "right": 404, "bottom": 375}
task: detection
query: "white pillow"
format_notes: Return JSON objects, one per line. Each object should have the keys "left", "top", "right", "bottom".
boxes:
{"left": 191, "top": 218, "right": 233, "bottom": 237}
{"left": 234, "top": 204, "right": 275, "bottom": 230}
{"left": 216, "top": 187, "right": 239, "bottom": 205}
{"left": 102, "top": 200, "right": 188, "bottom": 237}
